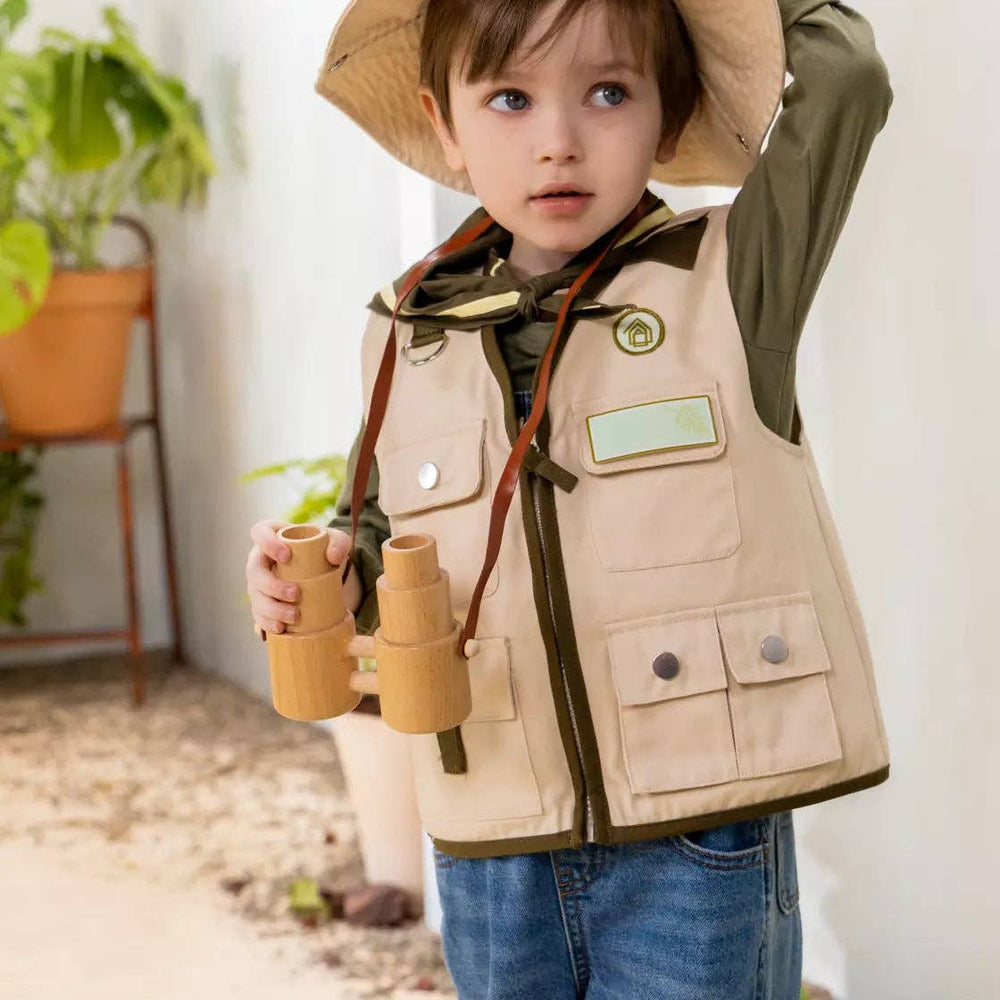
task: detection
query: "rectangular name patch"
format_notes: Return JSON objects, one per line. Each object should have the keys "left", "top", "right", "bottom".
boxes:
{"left": 586, "top": 394, "right": 718, "bottom": 463}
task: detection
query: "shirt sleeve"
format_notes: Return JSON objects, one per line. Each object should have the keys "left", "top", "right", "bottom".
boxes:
{"left": 725, "top": 0, "right": 894, "bottom": 439}
{"left": 327, "top": 414, "right": 391, "bottom": 635}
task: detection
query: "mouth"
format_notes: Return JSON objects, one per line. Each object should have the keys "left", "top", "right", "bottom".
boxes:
{"left": 529, "top": 188, "right": 594, "bottom": 216}
{"left": 530, "top": 184, "right": 593, "bottom": 201}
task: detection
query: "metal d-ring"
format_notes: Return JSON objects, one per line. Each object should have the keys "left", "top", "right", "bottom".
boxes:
{"left": 401, "top": 332, "right": 448, "bottom": 366}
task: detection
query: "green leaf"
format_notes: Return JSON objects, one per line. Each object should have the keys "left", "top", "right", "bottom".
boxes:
{"left": 240, "top": 452, "right": 349, "bottom": 526}
{"left": 0, "top": 50, "right": 53, "bottom": 173}
{"left": 0, "top": 0, "right": 28, "bottom": 49}
{"left": 0, "top": 219, "right": 52, "bottom": 335}
{"left": 47, "top": 48, "right": 122, "bottom": 171}
{"left": 103, "top": 55, "right": 168, "bottom": 149}
{"left": 0, "top": 447, "right": 45, "bottom": 628}
{"left": 288, "top": 877, "right": 330, "bottom": 919}
{"left": 240, "top": 459, "right": 308, "bottom": 482}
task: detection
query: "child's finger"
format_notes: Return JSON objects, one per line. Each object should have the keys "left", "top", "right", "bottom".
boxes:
{"left": 254, "top": 616, "right": 285, "bottom": 636}
{"left": 249, "top": 520, "right": 291, "bottom": 564}
{"left": 247, "top": 553, "right": 300, "bottom": 603}
{"left": 325, "top": 528, "right": 352, "bottom": 567}
{"left": 253, "top": 594, "right": 300, "bottom": 626}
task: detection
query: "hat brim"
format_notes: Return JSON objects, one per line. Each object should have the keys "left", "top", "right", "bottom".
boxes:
{"left": 315, "top": 0, "right": 785, "bottom": 193}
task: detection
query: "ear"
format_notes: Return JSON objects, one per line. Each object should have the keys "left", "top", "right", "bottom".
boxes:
{"left": 418, "top": 84, "right": 467, "bottom": 173}
{"left": 654, "top": 130, "right": 679, "bottom": 165}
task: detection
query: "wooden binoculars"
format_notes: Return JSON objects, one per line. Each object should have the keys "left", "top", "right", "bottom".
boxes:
{"left": 264, "top": 525, "right": 478, "bottom": 733}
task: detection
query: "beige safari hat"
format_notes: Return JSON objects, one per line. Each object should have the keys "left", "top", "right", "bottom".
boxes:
{"left": 315, "top": 0, "right": 785, "bottom": 192}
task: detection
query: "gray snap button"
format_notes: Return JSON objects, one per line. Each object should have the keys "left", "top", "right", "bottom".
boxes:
{"left": 652, "top": 651, "right": 680, "bottom": 680}
{"left": 417, "top": 461, "right": 440, "bottom": 489}
{"left": 761, "top": 634, "right": 789, "bottom": 663}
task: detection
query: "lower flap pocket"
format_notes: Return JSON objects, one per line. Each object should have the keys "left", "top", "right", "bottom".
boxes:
{"left": 715, "top": 592, "right": 843, "bottom": 779}
{"left": 464, "top": 636, "right": 515, "bottom": 722}
{"left": 407, "top": 636, "right": 543, "bottom": 823}
{"left": 606, "top": 607, "right": 739, "bottom": 794}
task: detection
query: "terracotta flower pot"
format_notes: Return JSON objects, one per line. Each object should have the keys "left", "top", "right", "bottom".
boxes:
{"left": 0, "top": 265, "right": 152, "bottom": 436}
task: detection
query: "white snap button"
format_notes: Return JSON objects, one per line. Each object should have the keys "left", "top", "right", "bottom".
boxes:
{"left": 418, "top": 461, "right": 440, "bottom": 489}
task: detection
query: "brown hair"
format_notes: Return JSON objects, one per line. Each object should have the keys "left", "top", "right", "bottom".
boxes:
{"left": 419, "top": 0, "right": 702, "bottom": 150}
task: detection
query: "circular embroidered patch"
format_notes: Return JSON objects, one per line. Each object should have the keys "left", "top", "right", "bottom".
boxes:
{"left": 612, "top": 308, "right": 665, "bottom": 355}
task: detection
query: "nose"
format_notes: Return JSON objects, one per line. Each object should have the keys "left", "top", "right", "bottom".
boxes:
{"left": 535, "top": 105, "right": 583, "bottom": 164}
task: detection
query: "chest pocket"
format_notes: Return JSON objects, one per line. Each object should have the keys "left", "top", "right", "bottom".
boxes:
{"left": 377, "top": 417, "right": 499, "bottom": 606}
{"left": 572, "top": 380, "right": 741, "bottom": 572}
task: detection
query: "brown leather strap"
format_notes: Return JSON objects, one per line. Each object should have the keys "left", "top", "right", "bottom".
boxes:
{"left": 455, "top": 195, "right": 650, "bottom": 657}
{"left": 342, "top": 213, "right": 497, "bottom": 588}
{"left": 342, "top": 214, "right": 495, "bottom": 774}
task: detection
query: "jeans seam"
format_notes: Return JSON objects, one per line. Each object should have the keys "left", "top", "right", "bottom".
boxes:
{"left": 776, "top": 812, "right": 800, "bottom": 914}
{"left": 755, "top": 816, "right": 775, "bottom": 1000}
{"left": 668, "top": 837, "right": 767, "bottom": 871}
{"left": 549, "top": 852, "right": 588, "bottom": 997}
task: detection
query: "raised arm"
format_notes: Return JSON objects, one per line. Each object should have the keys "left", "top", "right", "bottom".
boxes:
{"left": 726, "top": 0, "right": 894, "bottom": 440}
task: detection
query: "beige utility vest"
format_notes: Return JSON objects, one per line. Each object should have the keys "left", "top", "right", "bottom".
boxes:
{"left": 357, "top": 202, "right": 891, "bottom": 858}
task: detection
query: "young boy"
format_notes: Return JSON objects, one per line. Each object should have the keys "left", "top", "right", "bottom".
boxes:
{"left": 247, "top": 0, "right": 892, "bottom": 995}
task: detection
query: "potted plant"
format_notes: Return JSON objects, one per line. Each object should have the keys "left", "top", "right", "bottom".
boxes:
{"left": 243, "top": 454, "right": 426, "bottom": 900}
{"left": 0, "top": 0, "right": 215, "bottom": 435}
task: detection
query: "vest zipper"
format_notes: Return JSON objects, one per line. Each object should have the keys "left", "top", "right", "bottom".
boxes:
{"left": 485, "top": 320, "right": 596, "bottom": 849}
{"left": 530, "top": 468, "right": 593, "bottom": 844}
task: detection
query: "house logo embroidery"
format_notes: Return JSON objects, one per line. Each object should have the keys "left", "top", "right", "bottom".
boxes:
{"left": 612, "top": 308, "right": 665, "bottom": 355}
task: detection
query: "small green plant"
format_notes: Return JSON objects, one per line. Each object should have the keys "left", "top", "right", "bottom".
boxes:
{"left": 0, "top": 447, "right": 43, "bottom": 626}
{"left": 288, "top": 876, "right": 330, "bottom": 923}
{"left": 241, "top": 454, "right": 348, "bottom": 525}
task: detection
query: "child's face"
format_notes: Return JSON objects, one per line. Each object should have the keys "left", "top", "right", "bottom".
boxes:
{"left": 419, "top": 0, "right": 677, "bottom": 277}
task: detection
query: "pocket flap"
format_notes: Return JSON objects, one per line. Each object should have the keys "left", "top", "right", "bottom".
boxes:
{"left": 465, "top": 636, "right": 515, "bottom": 722}
{"left": 378, "top": 418, "right": 485, "bottom": 516}
{"left": 715, "top": 592, "right": 832, "bottom": 684}
{"left": 573, "top": 381, "right": 726, "bottom": 475}
{"left": 606, "top": 606, "right": 728, "bottom": 705}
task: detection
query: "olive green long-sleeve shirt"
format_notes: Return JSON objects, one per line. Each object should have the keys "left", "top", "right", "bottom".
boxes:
{"left": 329, "top": 0, "right": 893, "bottom": 635}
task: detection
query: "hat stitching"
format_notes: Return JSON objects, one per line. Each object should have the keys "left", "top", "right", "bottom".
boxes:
{"left": 325, "top": 14, "right": 423, "bottom": 72}
{"left": 697, "top": 75, "right": 750, "bottom": 152}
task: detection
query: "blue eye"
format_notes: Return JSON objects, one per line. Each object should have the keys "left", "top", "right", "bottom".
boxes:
{"left": 488, "top": 90, "right": 529, "bottom": 112}
{"left": 592, "top": 83, "right": 627, "bottom": 107}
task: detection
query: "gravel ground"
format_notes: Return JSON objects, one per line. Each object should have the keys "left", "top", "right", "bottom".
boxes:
{"left": 0, "top": 650, "right": 836, "bottom": 1000}
{"left": 0, "top": 651, "right": 455, "bottom": 999}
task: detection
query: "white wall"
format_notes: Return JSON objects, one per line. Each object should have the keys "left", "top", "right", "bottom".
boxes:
{"left": 6, "top": 0, "right": 997, "bottom": 995}
{"left": 787, "top": 2, "right": 999, "bottom": 994}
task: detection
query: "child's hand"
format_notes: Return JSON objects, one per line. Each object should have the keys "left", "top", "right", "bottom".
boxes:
{"left": 246, "top": 520, "right": 358, "bottom": 635}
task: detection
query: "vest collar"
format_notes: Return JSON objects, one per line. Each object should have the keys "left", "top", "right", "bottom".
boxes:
{"left": 366, "top": 189, "right": 705, "bottom": 330}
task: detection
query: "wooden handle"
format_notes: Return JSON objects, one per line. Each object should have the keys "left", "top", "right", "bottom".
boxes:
{"left": 341, "top": 634, "right": 477, "bottom": 722}
{"left": 346, "top": 634, "right": 376, "bottom": 658}
{"left": 346, "top": 636, "right": 477, "bottom": 662}
{"left": 348, "top": 669, "right": 379, "bottom": 696}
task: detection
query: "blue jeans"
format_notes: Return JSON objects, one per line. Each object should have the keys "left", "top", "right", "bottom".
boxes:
{"left": 433, "top": 810, "right": 802, "bottom": 1000}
